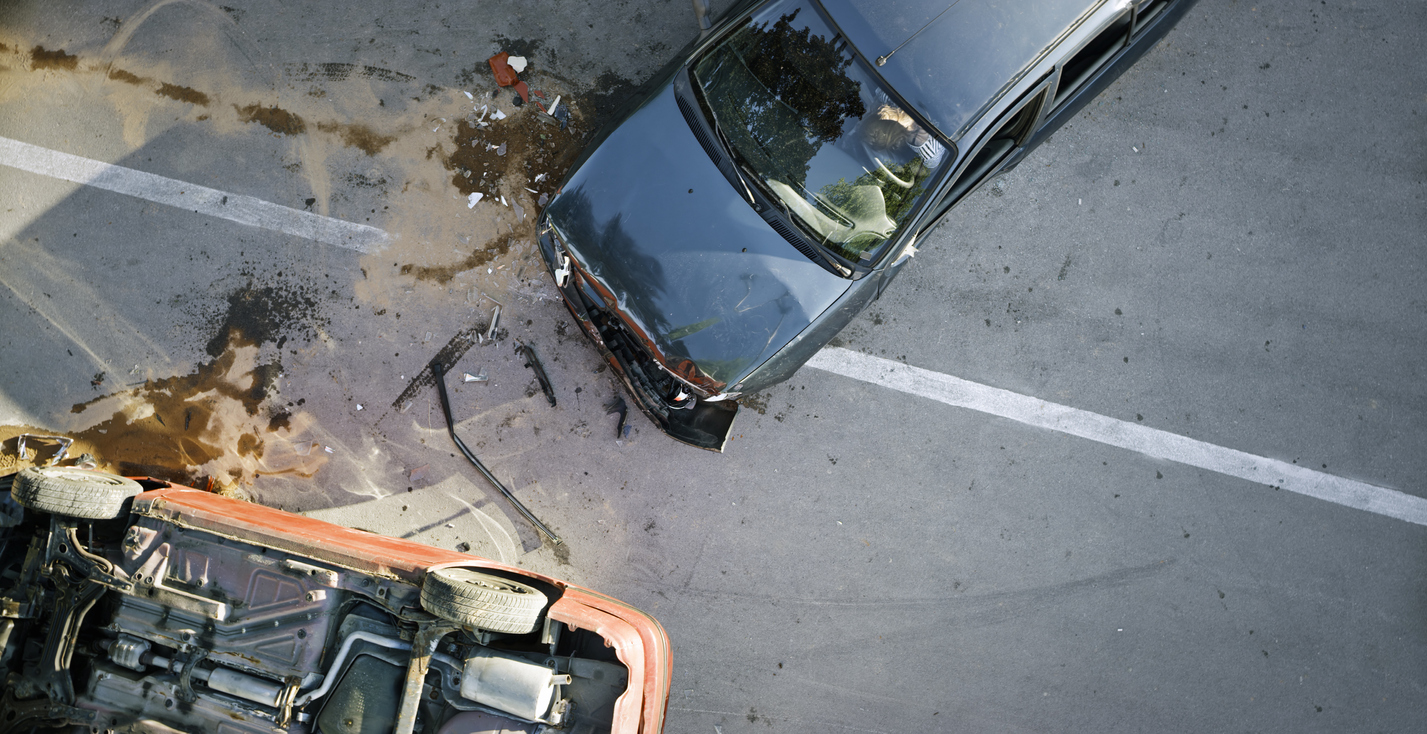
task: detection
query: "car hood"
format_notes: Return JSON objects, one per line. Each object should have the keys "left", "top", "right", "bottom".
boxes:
{"left": 545, "top": 77, "right": 850, "bottom": 391}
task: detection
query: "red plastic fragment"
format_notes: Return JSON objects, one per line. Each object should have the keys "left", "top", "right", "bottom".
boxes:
{"left": 488, "top": 52, "right": 518, "bottom": 87}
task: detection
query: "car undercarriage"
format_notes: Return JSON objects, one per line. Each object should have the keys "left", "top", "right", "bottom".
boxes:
{"left": 0, "top": 469, "right": 652, "bottom": 734}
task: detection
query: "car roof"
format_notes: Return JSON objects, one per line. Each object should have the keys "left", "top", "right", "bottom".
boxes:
{"left": 819, "top": 0, "right": 1103, "bottom": 138}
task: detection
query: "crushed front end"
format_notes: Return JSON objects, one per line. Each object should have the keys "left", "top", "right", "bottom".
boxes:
{"left": 537, "top": 220, "right": 738, "bottom": 451}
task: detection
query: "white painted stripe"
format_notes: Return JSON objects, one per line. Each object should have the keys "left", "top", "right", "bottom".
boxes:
{"left": 806, "top": 347, "right": 1427, "bottom": 527}
{"left": 0, "top": 136, "right": 389, "bottom": 253}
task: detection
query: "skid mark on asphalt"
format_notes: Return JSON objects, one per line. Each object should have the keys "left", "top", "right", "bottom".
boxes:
{"left": 0, "top": 136, "right": 390, "bottom": 252}
{"left": 806, "top": 347, "right": 1427, "bottom": 527}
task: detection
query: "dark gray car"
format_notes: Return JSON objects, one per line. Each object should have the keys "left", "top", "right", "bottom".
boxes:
{"left": 538, "top": 0, "right": 1200, "bottom": 450}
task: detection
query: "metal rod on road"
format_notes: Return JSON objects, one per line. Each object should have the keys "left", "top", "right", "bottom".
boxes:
{"left": 429, "top": 359, "right": 563, "bottom": 545}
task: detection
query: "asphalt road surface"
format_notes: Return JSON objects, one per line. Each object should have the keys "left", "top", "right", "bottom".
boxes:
{"left": 1, "top": 1, "right": 1423, "bottom": 732}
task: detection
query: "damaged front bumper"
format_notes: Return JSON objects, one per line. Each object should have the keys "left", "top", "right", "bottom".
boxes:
{"left": 538, "top": 221, "right": 738, "bottom": 451}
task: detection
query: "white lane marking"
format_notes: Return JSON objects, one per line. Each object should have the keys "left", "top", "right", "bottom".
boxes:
{"left": 805, "top": 347, "right": 1427, "bottom": 527}
{"left": 0, "top": 136, "right": 390, "bottom": 253}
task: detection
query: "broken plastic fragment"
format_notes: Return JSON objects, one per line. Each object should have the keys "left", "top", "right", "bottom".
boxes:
{"left": 492, "top": 109, "right": 507, "bottom": 120}
{"left": 463, "top": 91, "right": 474, "bottom": 100}
{"left": 486, "top": 306, "right": 501, "bottom": 341}
{"left": 463, "top": 368, "right": 489, "bottom": 383}
{"left": 500, "top": 195, "right": 508, "bottom": 206}
{"left": 512, "top": 201, "right": 525, "bottom": 223}
{"left": 496, "top": 142, "right": 507, "bottom": 156}
{"left": 547, "top": 95, "right": 561, "bottom": 117}
{"left": 508, "top": 56, "right": 528, "bottom": 73}
{"left": 356, "top": 404, "right": 363, "bottom": 410}
{"left": 467, "top": 192, "right": 483, "bottom": 208}
{"left": 533, "top": 173, "right": 547, "bottom": 183}
{"left": 324, "top": 446, "right": 334, "bottom": 454}
{"left": 537, "top": 192, "right": 549, "bottom": 207}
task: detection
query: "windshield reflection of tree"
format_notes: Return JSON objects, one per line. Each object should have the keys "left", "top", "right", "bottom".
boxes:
{"left": 699, "top": 8, "right": 863, "bottom": 194}
{"left": 697, "top": 7, "right": 937, "bottom": 263}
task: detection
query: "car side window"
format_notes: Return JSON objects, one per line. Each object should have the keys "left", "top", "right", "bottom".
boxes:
{"left": 922, "top": 84, "right": 1049, "bottom": 225}
{"left": 1050, "top": 10, "right": 1133, "bottom": 112}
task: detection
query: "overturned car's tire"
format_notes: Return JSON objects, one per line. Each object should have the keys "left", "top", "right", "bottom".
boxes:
{"left": 12, "top": 467, "right": 142, "bottom": 520}
{"left": 421, "top": 567, "right": 547, "bottom": 635}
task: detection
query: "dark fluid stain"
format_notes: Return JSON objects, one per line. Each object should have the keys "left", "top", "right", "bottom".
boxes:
{"left": 579, "top": 71, "right": 640, "bottom": 131}
{"left": 236, "top": 432, "right": 260, "bottom": 457}
{"left": 234, "top": 103, "right": 306, "bottom": 135}
{"left": 30, "top": 46, "right": 78, "bottom": 71}
{"left": 205, "top": 283, "right": 325, "bottom": 359}
{"left": 108, "top": 68, "right": 146, "bottom": 85}
{"left": 740, "top": 392, "right": 769, "bottom": 415}
{"left": 315, "top": 121, "right": 396, "bottom": 155}
{"left": 156, "top": 82, "right": 210, "bottom": 107}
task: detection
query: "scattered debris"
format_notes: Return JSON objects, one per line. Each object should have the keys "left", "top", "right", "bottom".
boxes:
{"left": 485, "top": 306, "right": 502, "bottom": 341}
{"left": 462, "top": 369, "right": 489, "bottom": 383}
{"left": 516, "top": 341, "right": 557, "bottom": 408}
{"left": 429, "top": 358, "right": 562, "bottom": 544}
{"left": 13, "top": 434, "right": 74, "bottom": 466}
{"left": 604, "top": 396, "right": 629, "bottom": 440}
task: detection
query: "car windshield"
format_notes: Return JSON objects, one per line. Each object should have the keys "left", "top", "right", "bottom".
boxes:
{"left": 691, "top": 0, "right": 949, "bottom": 264}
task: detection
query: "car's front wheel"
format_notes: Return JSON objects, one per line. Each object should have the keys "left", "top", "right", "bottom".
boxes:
{"left": 421, "top": 567, "right": 548, "bottom": 634}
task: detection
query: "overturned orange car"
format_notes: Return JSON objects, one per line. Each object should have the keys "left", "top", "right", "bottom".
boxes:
{"left": 0, "top": 467, "right": 670, "bottom": 734}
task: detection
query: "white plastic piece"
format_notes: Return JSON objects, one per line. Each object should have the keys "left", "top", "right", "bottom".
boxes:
{"left": 467, "top": 193, "right": 483, "bottom": 208}
{"left": 500, "top": 195, "right": 508, "bottom": 206}
{"left": 492, "top": 109, "right": 507, "bottom": 120}
{"left": 460, "top": 648, "right": 558, "bottom": 721}
{"left": 507, "top": 56, "right": 527, "bottom": 73}
{"left": 547, "top": 95, "right": 561, "bottom": 117}
{"left": 464, "top": 91, "right": 474, "bottom": 100}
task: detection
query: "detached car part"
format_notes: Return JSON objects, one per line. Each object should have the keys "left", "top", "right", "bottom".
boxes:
{"left": 430, "top": 359, "right": 563, "bottom": 545}
{"left": 0, "top": 467, "right": 668, "bottom": 733}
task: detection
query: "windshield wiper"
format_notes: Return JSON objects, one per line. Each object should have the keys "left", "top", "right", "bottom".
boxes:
{"left": 704, "top": 107, "right": 759, "bottom": 208}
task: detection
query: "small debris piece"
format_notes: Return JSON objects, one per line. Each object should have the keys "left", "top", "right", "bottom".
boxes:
{"left": 492, "top": 109, "right": 507, "bottom": 120}
{"left": 496, "top": 142, "right": 507, "bottom": 156}
{"left": 512, "top": 201, "right": 525, "bottom": 223}
{"left": 508, "top": 56, "right": 528, "bottom": 73}
{"left": 500, "top": 195, "right": 508, "bottom": 206}
{"left": 356, "top": 404, "right": 363, "bottom": 410}
{"left": 604, "top": 396, "right": 629, "bottom": 440}
{"left": 538, "top": 192, "right": 549, "bottom": 207}
{"left": 485, "top": 306, "right": 501, "bottom": 341}
{"left": 463, "top": 91, "right": 474, "bottom": 100}
{"left": 463, "top": 369, "right": 489, "bottom": 383}
{"left": 547, "top": 95, "right": 561, "bottom": 117}
{"left": 467, "top": 192, "right": 483, "bottom": 208}
{"left": 410, "top": 464, "right": 428, "bottom": 482}
{"left": 456, "top": 542, "right": 471, "bottom": 552}
{"left": 324, "top": 446, "right": 334, "bottom": 454}
{"left": 516, "top": 341, "right": 557, "bottom": 407}
{"left": 533, "top": 173, "right": 547, "bottom": 183}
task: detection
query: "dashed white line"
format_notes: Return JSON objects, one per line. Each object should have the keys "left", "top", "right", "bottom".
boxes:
{"left": 0, "top": 136, "right": 390, "bottom": 253}
{"left": 806, "top": 347, "right": 1427, "bottom": 527}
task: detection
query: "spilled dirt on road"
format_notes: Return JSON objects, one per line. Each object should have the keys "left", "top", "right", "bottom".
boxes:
{"left": 1, "top": 281, "right": 334, "bottom": 493}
